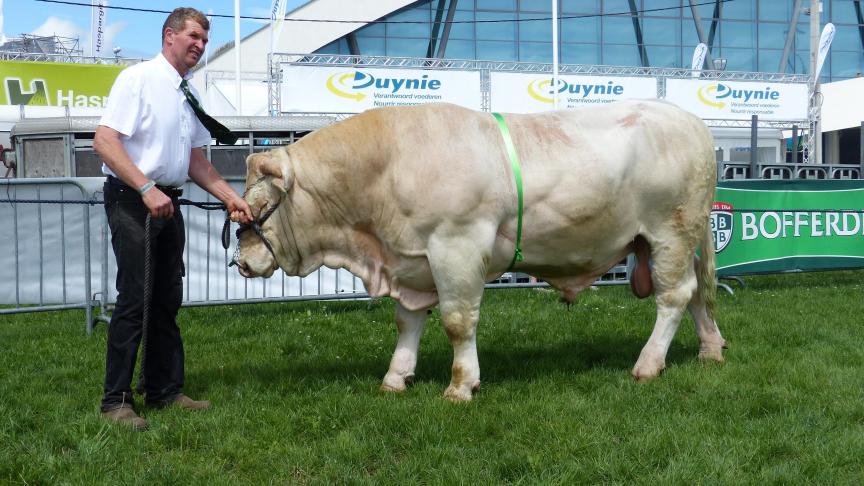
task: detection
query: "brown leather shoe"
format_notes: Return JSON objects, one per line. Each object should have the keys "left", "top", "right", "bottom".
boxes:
{"left": 102, "top": 406, "right": 148, "bottom": 430}
{"left": 172, "top": 394, "right": 211, "bottom": 410}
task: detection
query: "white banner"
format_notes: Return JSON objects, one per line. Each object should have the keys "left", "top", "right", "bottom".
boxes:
{"left": 489, "top": 72, "right": 657, "bottom": 113}
{"left": 90, "top": 0, "right": 108, "bottom": 57}
{"left": 665, "top": 79, "right": 809, "bottom": 121}
{"left": 280, "top": 65, "right": 482, "bottom": 113}
{"left": 270, "top": 0, "right": 288, "bottom": 53}
{"left": 815, "top": 23, "right": 836, "bottom": 80}
{"left": 691, "top": 43, "right": 708, "bottom": 77}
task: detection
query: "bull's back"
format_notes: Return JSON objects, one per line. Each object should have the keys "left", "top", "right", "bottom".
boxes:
{"left": 502, "top": 100, "right": 715, "bottom": 271}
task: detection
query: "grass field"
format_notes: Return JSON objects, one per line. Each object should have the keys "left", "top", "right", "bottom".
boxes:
{"left": 2, "top": 271, "right": 864, "bottom": 484}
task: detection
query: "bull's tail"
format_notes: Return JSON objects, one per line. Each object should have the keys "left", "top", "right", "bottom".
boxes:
{"left": 694, "top": 221, "right": 716, "bottom": 319}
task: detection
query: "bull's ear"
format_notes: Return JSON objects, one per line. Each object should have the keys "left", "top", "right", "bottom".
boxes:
{"left": 247, "top": 149, "right": 294, "bottom": 192}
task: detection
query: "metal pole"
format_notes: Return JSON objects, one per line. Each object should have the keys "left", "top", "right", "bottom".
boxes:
{"left": 435, "top": 0, "right": 459, "bottom": 58}
{"left": 84, "top": 198, "right": 93, "bottom": 333}
{"left": 791, "top": 125, "right": 799, "bottom": 163}
{"left": 687, "top": 0, "right": 714, "bottom": 67}
{"left": 750, "top": 114, "right": 759, "bottom": 178}
{"left": 810, "top": 0, "right": 821, "bottom": 164}
{"left": 552, "top": 0, "right": 559, "bottom": 109}
{"left": 204, "top": 12, "right": 212, "bottom": 95}
{"left": 234, "top": 0, "right": 242, "bottom": 116}
{"left": 860, "top": 121, "right": 864, "bottom": 176}
{"left": 627, "top": 0, "right": 648, "bottom": 67}
{"left": 779, "top": 0, "right": 804, "bottom": 73}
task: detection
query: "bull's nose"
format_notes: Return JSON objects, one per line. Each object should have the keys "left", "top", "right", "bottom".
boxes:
{"left": 236, "top": 260, "right": 252, "bottom": 278}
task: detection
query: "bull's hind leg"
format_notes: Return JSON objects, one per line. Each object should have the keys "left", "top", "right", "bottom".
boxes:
{"left": 689, "top": 298, "right": 726, "bottom": 363}
{"left": 689, "top": 255, "right": 726, "bottom": 363}
{"left": 632, "top": 237, "right": 698, "bottom": 381}
{"left": 381, "top": 303, "right": 427, "bottom": 392}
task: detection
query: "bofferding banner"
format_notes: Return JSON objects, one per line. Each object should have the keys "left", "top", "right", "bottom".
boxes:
{"left": 713, "top": 180, "right": 864, "bottom": 276}
{"left": 0, "top": 60, "right": 124, "bottom": 107}
{"left": 490, "top": 72, "right": 657, "bottom": 113}
{"left": 667, "top": 79, "right": 808, "bottom": 121}
{"left": 280, "top": 65, "right": 482, "bottom": 113}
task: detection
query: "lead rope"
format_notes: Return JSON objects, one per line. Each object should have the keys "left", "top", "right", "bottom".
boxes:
{"left": 136, "top": 213, "right": 152, "bottom": 397}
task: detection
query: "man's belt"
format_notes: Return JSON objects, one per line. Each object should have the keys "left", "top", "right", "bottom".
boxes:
{"left": 106, "top": 175, "right": 183, "bottom": 198}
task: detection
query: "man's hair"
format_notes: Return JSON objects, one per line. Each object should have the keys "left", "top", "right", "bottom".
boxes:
{"left": 162, "top": 7, "right": 209, "bottom": 42}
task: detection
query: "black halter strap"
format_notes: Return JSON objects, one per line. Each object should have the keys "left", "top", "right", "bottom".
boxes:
{"left": 226, "top": 177, "right": 284, "bottom": 267}
{"left": 234, "top": 201, "right": 281, "bottom": 260}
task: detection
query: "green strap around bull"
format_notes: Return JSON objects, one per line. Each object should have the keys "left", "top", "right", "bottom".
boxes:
{"left": 491, "top": 112, "right": 524, "bottom": 272}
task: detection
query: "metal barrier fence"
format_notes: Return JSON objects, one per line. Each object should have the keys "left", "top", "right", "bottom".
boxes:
{"left": 718, "top": 161, "right": 863, "bottom": 181}
{"left": 0, "top": 178, "right": 98, "bottom": 328}
{"left": 1, "top": 177, "right": 630, "bottom": 333}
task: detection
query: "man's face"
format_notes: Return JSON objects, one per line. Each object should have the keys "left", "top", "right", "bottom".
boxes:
{"left": 164, "top": 19, "right": 208, "bottom": 72}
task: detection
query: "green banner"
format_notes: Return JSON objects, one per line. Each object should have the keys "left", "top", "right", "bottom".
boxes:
{"left": 713, "top": 180, "right": 864, "bottom": 276}
{"left": 0, "top": 60, "right": 124, "bottom": 107}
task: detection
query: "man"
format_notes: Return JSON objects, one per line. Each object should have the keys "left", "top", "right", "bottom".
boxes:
{"left": 94, "top": 7, "right": 252, "bottom": 430}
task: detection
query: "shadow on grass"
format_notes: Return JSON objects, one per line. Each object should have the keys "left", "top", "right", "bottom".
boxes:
{"left": 189, "top": 331, "right": 699, "bottom": 392}
{"left": 187, "top": 297, "right": 392, "bottom": 321}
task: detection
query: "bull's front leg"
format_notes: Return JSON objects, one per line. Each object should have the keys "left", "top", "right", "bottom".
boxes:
{"left": 427, "top": 230, "right": 491, "bottom": 402}
{"left": 381, "top": 303, "right": 427, "bottom": 392}
{"left": 439, "top": 299, "right": 482, "bottom": 402}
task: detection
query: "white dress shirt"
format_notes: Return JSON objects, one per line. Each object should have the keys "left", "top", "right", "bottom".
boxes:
{"left": 99, "top": 53, "right": 212, "bottom": 187}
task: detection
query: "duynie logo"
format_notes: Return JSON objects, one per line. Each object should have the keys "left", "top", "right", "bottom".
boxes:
{"left": 711, "top": 202, "right": 734, "bottom": 252}
{"left": 527, "top": 78, "right": 625, "bottom": 104}
{"left": 697, "top": 83, "right": 781, "bottom": 110}
{"left": 527, "top": 78, "right": 556, "bottom": 103}
{"left": 5, "top": 78, "right": 49, "bottom": 105}
{"left": 326, "top": 70, "right": 443, "bottom": 102}
{"left": 326, "top": 71, "right": 365, "bottom": 101}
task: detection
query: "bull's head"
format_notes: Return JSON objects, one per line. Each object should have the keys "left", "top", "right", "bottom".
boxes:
{"left": 235, "top": 148, "right": 297, "bottom": 278}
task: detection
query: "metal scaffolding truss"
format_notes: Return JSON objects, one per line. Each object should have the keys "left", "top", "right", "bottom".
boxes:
{"left": 267, "top": 53, "right": 817, "bottom": 162}
{"left": 271, "top": 53, "right": 807, "bottom": 81}
{"left": 0, "top": 35, "right": 83, "bottom": 63}
{"left": 0, "top": 50, "right": 137, "bottom": 65}
{"left": 0, "top": 34, "right": 143, "bottom": 64}
{"left": 204, "top": 70, "right": 268, "bottom": 82}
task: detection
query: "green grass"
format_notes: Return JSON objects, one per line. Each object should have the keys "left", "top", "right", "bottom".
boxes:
{"left": 2, "top": 271, "right": 864, "bottom": 484}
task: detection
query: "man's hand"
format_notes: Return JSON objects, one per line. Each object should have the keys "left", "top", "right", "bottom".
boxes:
{"left": 226, "top": 195, "right": 253, "bottom": 224}
{"left": 188, "top": 148, "right": 253, "bottom": 225}
{"left": 141, "top": 188, "right": 175, "bottom": 219}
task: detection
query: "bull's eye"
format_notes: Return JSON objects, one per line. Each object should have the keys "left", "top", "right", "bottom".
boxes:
{"left": 255, "top": 202, "right": 269, "bottom": 219}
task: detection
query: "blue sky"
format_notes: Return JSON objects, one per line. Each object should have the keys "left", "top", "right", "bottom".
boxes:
{"left": 2, "top": 0, "right": 308, "bottom": 59}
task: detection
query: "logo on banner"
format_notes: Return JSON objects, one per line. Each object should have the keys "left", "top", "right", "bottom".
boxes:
{"left": 711, "top": 202, "right": 734, "bottom": 252}
{"left": 527, "top": 78, "right": 625, "bottom": 104}
{"left": 5, "top": 78, "right": 49, "bottom": 105}
{"left": 697, "top": 83, "right": 781, "bottom": 110}
{"left": 325, "top": 70, "right": 443, "bottom": 103}
{"left": 326, "top": 72, "right": 365, "bottom": 101}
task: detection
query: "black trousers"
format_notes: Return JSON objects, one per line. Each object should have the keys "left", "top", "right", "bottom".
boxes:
{"left": 101, "top": 179, "right": 186, "bottom": 411}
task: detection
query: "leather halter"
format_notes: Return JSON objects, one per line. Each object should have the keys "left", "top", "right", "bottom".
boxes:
{"left": 227, "top": 177, "right": 284, "bottom": 267}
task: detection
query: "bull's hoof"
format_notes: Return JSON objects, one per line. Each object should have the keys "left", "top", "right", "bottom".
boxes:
{"left": 380, "top": 383, "right": 405, "bottom": 393}
{"left": 631, "top": 362, "right": 665, "bottom": 382}
{"left": 443, "top": 381, "right": 479, "bottom": 402}
{"left": 380, "top": 373, "right": 415, "bottom": 393}
{"left": 698, "top": 345, "right": 725, "bottom": 363}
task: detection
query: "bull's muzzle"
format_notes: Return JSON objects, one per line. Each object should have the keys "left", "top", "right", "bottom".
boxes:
{"left": 230, "top": 185, "right": 284, "bottom": 278}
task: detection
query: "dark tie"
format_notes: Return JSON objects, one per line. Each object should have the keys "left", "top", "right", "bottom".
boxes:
{"left": 179, "top": 79, "right": 238, "bottom": 145}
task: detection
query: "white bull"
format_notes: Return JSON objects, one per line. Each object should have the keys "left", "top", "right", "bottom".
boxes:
{"left": 236, "top": 101, "right": 726, "bottom": 401}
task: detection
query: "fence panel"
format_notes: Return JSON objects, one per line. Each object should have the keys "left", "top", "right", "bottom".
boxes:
{"left": 0, "top": 178, "right": 99, "bottom": 330}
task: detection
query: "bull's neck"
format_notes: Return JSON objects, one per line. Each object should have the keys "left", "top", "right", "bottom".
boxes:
{"left": 285, "top": 111, "right": 392, "bottom": 276}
